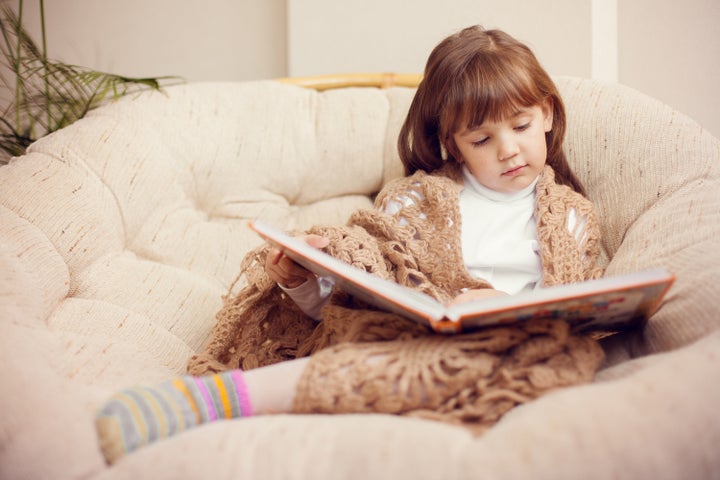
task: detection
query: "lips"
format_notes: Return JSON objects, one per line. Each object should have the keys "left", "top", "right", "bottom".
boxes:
{"left": 502, "top": 165, "right": 527, "bottom": 176}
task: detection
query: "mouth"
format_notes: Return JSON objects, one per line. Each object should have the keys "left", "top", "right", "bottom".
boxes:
{"left": 502, "top": 165, "right": 527, "bottom": 176}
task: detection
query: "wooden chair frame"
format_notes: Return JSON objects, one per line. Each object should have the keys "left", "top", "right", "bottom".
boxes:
{"left": 277, "top": 72, "right": 422, "bottom": 91}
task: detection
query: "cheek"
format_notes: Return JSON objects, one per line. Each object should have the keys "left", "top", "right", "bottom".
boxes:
{"left": 453, "top": 143, "right": 472, "bottom": 163}
{"left": 464, "top": 154, "right": 495, "bottom": 177}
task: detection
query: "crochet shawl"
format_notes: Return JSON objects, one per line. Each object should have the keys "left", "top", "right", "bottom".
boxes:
{"left": 188, "top": 164, "right": 606, "bottom": 432}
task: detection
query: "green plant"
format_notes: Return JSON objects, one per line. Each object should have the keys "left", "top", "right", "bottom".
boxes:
{"left": 0, "top": 0, "right": 179, "bottom": 164}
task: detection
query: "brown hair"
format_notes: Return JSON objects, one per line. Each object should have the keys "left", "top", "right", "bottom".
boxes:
{"left": 397, "top": 25, "right": 586, "bottom": 195}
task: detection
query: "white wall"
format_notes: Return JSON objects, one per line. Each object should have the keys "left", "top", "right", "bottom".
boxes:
{"left": 287, "top": 0, "right": 594, "bottom": 79}
{"left": 5, "top": 0, "right": 720, "bottom": 138}
{"left": 18, "top": 0, "right": 287, "bottom": 82}
{"left": 618, "top": 0, "right": 720, "bottom": 140}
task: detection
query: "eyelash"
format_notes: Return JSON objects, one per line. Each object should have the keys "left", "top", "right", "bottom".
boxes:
{"left": 471, "top": 122, "right": 531, "bottom": 147}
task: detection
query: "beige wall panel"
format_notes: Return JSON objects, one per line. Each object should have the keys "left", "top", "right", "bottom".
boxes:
{"left": 618, "top": 0, "right": 720, "bottom": 138}
{"left": 287, "top": 0, "right": 593, "bottom": 78}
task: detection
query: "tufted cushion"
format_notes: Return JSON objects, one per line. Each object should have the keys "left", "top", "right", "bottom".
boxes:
{"left": 556, "top": 77, "right": 720, "bottom": 357}
{"left": 0, "top": 82, "right": 416, "bottom": 388}
{"left": 1, "top": 78, "right": 719, "bottom": 479}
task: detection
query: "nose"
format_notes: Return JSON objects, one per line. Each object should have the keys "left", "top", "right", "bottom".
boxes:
{"left": 498, "top": 133, "right": 520, "bottom": 161}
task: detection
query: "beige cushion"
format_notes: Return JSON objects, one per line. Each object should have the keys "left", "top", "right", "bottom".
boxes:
{"left": 557, "top": 77, "right": 720, "bottom": 358}
{"left": 0, "top": 78, "right": 718, "bottom": 479}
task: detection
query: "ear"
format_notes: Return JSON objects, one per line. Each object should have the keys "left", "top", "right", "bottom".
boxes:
{"left": 541, "top": 98, "right": 554, "bottom": 132}
{"left": 439, "top": 140, "right": 449, "bottom": 161}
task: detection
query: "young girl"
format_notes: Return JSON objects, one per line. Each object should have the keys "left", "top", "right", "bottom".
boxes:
{"left": 96, "top": 25, "right": 605, "bottom": 464}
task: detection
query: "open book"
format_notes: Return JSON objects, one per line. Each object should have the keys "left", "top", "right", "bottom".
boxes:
{"left": 250, "top": 220, "right": 675, "bottom": 336}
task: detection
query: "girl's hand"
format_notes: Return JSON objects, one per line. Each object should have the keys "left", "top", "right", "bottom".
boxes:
{"left": 265, "top": 234, "right": 330, "bottom": 289}
{"left": 448, "top": 288, "right": 508, "bottom": 306}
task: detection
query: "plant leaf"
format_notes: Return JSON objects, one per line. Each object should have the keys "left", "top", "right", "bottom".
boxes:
{"left": 0, "top": 4, "right": 182, "bottom": 164}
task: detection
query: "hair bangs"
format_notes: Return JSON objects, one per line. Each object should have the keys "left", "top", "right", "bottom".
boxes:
{"left": 441, "top": 55, "right": 546, "bottom": 137}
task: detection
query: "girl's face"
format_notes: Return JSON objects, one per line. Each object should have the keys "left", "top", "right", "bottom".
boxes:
{"left": 451, "top": 101, "right": 553, "bottom": 193}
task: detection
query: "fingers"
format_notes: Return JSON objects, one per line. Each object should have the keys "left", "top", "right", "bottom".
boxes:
{"left": 266, "top": 249, "right": 308, "bottom": 288}
{"left": 447, "top": 288, "right": 508, "bottom": 306}
{"left": 269, "top": 248, "right": 284, "bottom": 265}
{"left": 264, "top": 235, "right": 330, "bottom": 288}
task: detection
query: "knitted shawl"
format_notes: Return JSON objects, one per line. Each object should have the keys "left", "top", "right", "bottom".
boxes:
{"left": 188, "top": 164, "right": 606, "bottom": 432}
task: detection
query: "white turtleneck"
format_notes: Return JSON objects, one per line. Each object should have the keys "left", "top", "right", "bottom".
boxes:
{"left": 459, "top": 166, "right": 541, "bottom": 295}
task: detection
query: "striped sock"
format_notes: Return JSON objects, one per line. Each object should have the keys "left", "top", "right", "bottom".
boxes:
{"left": 95, "top": 369, "right": 252, "bottom": 464}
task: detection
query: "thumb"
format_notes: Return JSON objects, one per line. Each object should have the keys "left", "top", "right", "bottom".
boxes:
{"left": 304, "top": 234, "right": 330, "bottom": 249}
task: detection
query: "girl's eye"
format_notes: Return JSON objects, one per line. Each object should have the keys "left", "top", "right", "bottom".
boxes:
{"left": 515, "top": 122, "right": 531, "bottom": 132}
{"left": 472, "top": 137, "right": 489, "bottom": 147}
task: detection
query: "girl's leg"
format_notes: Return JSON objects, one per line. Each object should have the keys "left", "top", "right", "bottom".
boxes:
{"left": 95, "top": 357, "right": 309, "bottom": 464}
{"left": 97, "top": 319, "right": 602, "bottom": 464}
{"left": 243, "top": 356, "right": 309, "bottom": 414}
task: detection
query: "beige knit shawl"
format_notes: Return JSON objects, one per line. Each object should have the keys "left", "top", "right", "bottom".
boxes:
{"left": 188, "top": 164, "right": 605, "bottom": 432}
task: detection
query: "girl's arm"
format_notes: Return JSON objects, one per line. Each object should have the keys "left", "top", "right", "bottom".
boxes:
{"left": 278, "top": 277, "right": 334, "bottom": 321}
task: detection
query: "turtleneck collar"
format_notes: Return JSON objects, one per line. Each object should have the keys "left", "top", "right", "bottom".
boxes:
{"left": 461, "top": 165, "right": 539, "bottom": 202}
